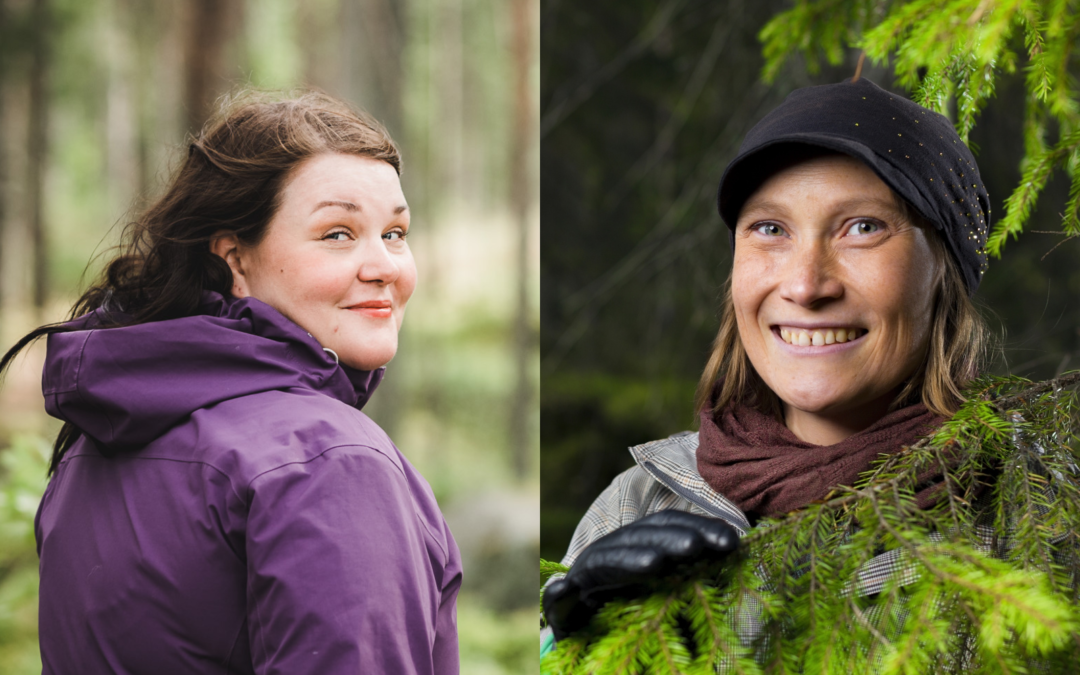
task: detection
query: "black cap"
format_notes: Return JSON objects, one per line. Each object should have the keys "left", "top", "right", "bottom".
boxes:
{"left": 717, "top": 78, "right": 989, "bottom": 294}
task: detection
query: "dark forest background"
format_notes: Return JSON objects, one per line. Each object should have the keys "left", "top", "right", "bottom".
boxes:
{"left": 540, "top": 0, "right": 1080, "bottom": 563}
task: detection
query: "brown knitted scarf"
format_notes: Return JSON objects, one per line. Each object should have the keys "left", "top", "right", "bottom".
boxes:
{"left": 696, "top": 401, "right": 944, "bottom": 519}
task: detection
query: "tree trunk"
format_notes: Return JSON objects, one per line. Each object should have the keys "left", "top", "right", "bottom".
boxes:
{"left": 27, "top": 0, "right": 49, "bottom": 312}
{"left": 436, "top": 0, "right": 463, "bottom": 205}
{"left": 338, "top": 0, "right": 405, "bottom": 138}
{"left": 0, "top": 0, "right": 7, "bottom": 309}
{"left": 298, "top": 0, "right": 339, "bottom": 94}
{"left": 152, "top": 2, "right": 186, "bottom": 177}
{"left": 508, "top": 0, "right": 535, "bottom": 480}
{"left": 114, "top": 0, "right": 163, "bottom": 208}
{"left": 105, "top": 0, "right": 139, "bottom": 215}
{"left": 183, "top": 0, "right": 238, "bottom": 134}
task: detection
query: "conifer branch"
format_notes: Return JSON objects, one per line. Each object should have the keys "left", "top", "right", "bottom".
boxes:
{"left": 991, "top": 369, "right": 1080, "bottom": 408}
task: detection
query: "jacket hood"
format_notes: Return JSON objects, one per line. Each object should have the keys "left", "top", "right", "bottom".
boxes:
{"left": 42, "top": 291, "right": 384, "bottom": 452}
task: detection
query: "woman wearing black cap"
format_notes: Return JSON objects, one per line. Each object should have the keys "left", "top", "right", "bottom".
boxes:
{"left": 541, "top": 77, "right": 992, "bottom": 651}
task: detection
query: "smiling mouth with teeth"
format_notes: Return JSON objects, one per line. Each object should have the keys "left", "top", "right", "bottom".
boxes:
{"left": 778, "top": 327, "right": 866, "bottom": 347}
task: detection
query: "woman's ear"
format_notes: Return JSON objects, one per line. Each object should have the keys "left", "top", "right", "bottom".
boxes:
{"left": 209, "top": 232, "right": 251, "bottom": 298}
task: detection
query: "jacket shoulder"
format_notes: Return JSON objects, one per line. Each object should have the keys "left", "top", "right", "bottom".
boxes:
{"left": 150, "top": 387, "right": 400, "bottom": 487}
{"left": 561, "top": 431, "right": 753, "bottom": 566}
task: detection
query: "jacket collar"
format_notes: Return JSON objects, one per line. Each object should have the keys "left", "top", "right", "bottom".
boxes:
{"left": 629, "top": 432, "right": 753, "bottom": 534}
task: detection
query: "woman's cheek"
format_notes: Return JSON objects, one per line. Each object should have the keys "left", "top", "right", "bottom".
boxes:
{"left": 395, "top": 251, "right": 419, "bottom": 305}
{"left": 731, "top": 255, "right": 771, "bottom": 319}
{"left": 878, "top": 250, "right": 937, "bottom": 342}
{"left": 297, "top": 260, "right": 356, "bottom": 301}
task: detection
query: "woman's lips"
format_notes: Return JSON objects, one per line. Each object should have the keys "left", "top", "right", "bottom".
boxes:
{"left": 347, "top": 302, "right": 393, "bottom": 319}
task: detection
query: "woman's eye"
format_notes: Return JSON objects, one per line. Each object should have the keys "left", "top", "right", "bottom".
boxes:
{"left": 753, "top": 223, "right": 785, "bottom": 237}
{"left": 383, "top": 230, "right": 407, "bottom": 241}
{"left": 324, "top": 231, "right": 350, "bottom": 241}
{"left": 846, "top": 220, "right": 881, "bottom": 236}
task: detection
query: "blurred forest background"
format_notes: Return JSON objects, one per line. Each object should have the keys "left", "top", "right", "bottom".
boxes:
{"left": 541, "top": 0, "right": 1080, "bottom": 564}
{"left": 0, "top": 0, "right": 538, "bottom": 672}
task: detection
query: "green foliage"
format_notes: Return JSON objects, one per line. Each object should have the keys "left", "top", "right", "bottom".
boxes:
{"left": 542, "top": 559, "right": 571, "bottom": 581}
{"left": 457, "top": 595, "right": 540, "bottom": 675}
{"left": 0, "top": 435, "right": 49, "bottom": 674}
{"left": 540, "top": 373, "right": 1080, "bottom": 673}
{"left": 540, "top": 559, "right": 571, "bottom": 620}
{"left": 759, "top": 0, "right": 1080, "bottom": 257}
{"left": 541, "top": 559, "right": 570, "bottom": 594}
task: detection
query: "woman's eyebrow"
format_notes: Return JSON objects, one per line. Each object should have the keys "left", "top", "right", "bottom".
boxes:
{"left": 740, "top": 196, "right": 901, "bottom": 220}
{"left": 739, "top": 199, "right": 787, "bottom": 219}
{"left": 310, "top": 201, "right": 409, "bottom": 215}
{"left": 828, "top": 197, "right": 902, "bottom": 215}
{"left": 312, "top": 200, "right": 359, "bottom": 214}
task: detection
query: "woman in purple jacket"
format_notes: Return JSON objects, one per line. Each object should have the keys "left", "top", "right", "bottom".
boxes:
{"left": 0, "top": 92, "right": 461, "bottom": 674}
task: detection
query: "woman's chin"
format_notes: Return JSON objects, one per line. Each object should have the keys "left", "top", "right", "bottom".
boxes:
{"left": 779, "top": 396, "right": 841, "bottom": 417}
{"left": 772, "top": 382, "right": 859, "bottom": 417}
{"left": 774, "top": 381, "right": 896, "bottom": 423}
{"left": 335, "top": 342, "right": 397, "bottom": 371}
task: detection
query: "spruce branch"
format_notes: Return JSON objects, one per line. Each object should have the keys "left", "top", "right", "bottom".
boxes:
{"left": 991, "top": 369, "right": 1080, "bottom": 409}
{"left": 541, "top": 558, "right": 570, "bottom": 611}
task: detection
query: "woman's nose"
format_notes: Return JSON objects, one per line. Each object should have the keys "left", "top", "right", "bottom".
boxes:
{"left": 778, "top": 241, "right": 843, "bottom": 307}
{"left": 356, "top": 239, "right": 401, "bottom": 285}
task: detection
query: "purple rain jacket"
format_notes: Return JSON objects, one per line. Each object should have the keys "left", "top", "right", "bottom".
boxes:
{"left": 34, "top": 292, "right": 462, "bottom": 674}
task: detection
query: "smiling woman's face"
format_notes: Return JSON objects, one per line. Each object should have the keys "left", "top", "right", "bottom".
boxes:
{"left": 213, "top": 152, "right": 416, "bottom": 371}
{"left": 732, "top": 153, "right": 940, "bottom": 444}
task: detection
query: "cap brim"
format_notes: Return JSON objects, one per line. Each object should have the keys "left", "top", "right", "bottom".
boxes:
{"left": 717, "top": 134, "right": 938, "bottom": 235}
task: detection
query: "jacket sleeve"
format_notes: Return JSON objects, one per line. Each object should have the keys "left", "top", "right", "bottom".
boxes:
{"left": 244, "top": 445, "right": 445, "bottom": 675}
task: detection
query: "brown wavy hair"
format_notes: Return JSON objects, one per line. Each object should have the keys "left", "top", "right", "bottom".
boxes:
{"left": 694, "top": 207, "right": 990, "bottom": 421}
{"left": 1, "top": 89, "right": 400, "bottom": 474}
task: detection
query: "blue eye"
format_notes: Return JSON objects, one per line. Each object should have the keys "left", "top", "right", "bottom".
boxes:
{"left": 754, "top": 223, "right": 785, "bottom": 236}
{"left": 383, "top": 230, "right": 407, "bottom": 241}
{"left": 847, "top": 220, "right": 881, "bottom": 235}
{"left": 324, "top": 231, "right": 350, "bottom": 241}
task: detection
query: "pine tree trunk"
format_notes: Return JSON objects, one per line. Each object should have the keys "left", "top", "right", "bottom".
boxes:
{"left": 152, "top": 2, "right": 186, "bottom": 179}
{"left": 298, "top": 0, "right": 339, "bottom": 94}
{"left": 183, "top": 0, "right": 238, "bottom": 133}
{"left": 27, "top": 0, "right": 49, "bottom": 312}
{"left": 435, "top": 0, "right": 464, "bottom": 205}
{"left": 0, "top": 0, "right": 7, "bottom": 310}
{"left": 129, "top": 0, "right": 153, "bottom": 204}
{"left": 338, "top": 0, "right": 405, "bottom": 137}
{"left": 105, "top": 0, "right": 139, "bottom": 216}
{"left": 508, "top": 0, "right": 535, "bottom": 480}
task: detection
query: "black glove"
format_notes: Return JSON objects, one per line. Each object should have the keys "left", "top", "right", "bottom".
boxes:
{"left": 542, "top": 510, "right": 740, "bottom": 641}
